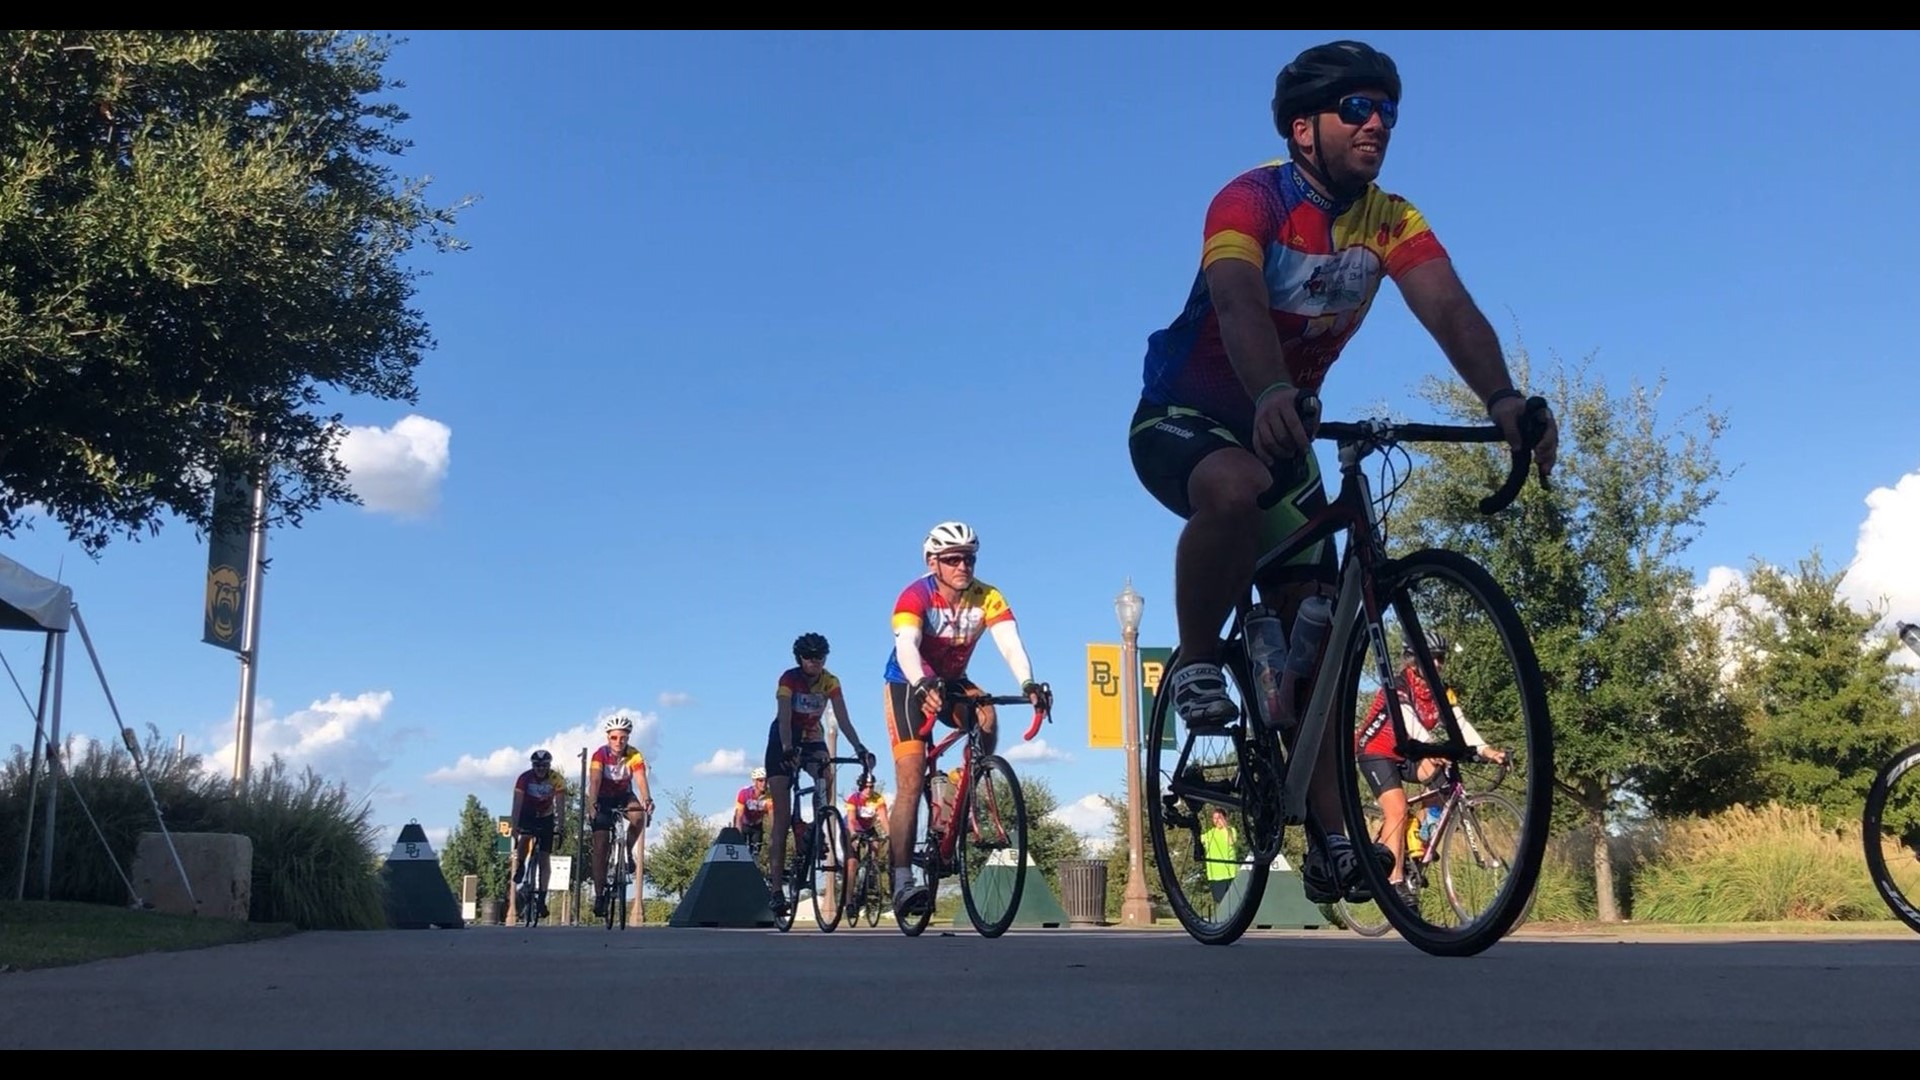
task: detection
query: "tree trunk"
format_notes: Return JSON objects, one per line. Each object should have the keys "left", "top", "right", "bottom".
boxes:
{"left": 1586, "top": 783, "right": 1619, "bottom": 922}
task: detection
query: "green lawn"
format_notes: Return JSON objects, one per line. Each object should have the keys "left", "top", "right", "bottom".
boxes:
{"left": 0, "top": 901, "right": 298, "bottom": 972}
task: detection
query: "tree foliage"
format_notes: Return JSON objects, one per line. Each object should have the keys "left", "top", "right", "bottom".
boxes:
{"left": 0, "top": 30, "right": 471, "bottom": 552}
{"left": 1387, "top": 348, "right": 1734, "bottom": 919}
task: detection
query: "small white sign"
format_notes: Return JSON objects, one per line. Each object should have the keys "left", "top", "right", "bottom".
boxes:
{"left": 548, "top": 855, "right": 573, "bottom": 892}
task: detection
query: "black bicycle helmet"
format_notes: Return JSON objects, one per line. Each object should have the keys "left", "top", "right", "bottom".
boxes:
{"left": 1271, "top": 39, "right": 1402, "bottom": 138}
{"left": 1402, "top": 629, "right": 1450, "bottom": 661}
{"left": 793, "top": 632, "right": 830, "bottom": 660}
{"left": 530, "top": 749, "right": 552, "bottom": 766}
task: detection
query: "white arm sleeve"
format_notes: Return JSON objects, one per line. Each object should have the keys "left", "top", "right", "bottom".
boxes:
{"left": 894, "top": 625, "right": 928, "bottom": 683}
{"left": 988, "top": 620, "right": 1034, "bottom": 688}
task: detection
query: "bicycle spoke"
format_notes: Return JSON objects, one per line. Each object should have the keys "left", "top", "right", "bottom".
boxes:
{"left": 959, "top": 754, "right": 1028, "bottom": 938}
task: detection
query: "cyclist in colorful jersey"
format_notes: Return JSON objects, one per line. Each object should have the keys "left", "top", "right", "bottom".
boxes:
{"left": 510, "top": 749, "right": 563, "bottom": 919}
{"left": 844, "top": 772, "right": 888, "bottom": 867}
{"left": 1357, "top": 631, "right": 1510, "bottom": 904}
{"left": 1124, "top": 39, "right": 1557, "bottom": 906}
{"left": 587, "top": 714, "right": 653, "bottom": 919}
{"left": 766, "top": 632, "right": 876, "bottom": 916}
{"left": 734, "top": 766, "right": 771, "bottom": 856}
{"left": 882, "top": 521, "right": 1049, "bottom": 919}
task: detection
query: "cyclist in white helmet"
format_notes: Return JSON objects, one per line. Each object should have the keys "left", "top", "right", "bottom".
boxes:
{"left": 587, "top": 712, "right": 654, "bottom": 918}
{"left": 880, "top": 520, "right": 1048, "bottom": 919}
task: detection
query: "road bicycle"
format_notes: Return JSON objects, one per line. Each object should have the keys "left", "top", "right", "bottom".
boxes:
{"left": 1861, "top": 619, "right": 1920, "bottom": 934}
{"left": 844, "top": 827, "right": 888, "bottom": 928}
{"left": 1336, "top": 760, "right": 1528, "bottom": 937}
{"left": 1145, "top": 393, "right": 1555, "bottom": 957}
{"left": 597, "top": 803, "right": 646, "bottom": 931}
{"left": 510, "top": 829, "right": 550, "bottom": 928}
{"left": 896, "top": 682, "right": 1053, "bottom": 939}
{"left": 772, "top": 753, "right": 870, "bottom": 933}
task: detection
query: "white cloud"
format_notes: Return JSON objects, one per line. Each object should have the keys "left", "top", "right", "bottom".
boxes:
{"left": 657, "top": 691, "right": 693, "bottom": 708}
{"left": 693, "top": 748, "right": 749, "bottom": 776}
{"left": 703, "top": 809, "right": 733, "bottom": 831}
{"left": 1004, "top": 737, "right": 1071, "bottom": 764}
{"left": 335, "top": 415, "right": 451, "bottom": 517}
{"left": 426, "top": 708, "right": 661, "bottom": 785}
{"left": 206, "top": 690, "right": 398, "bottom": 786}
{"left": 1843, "top": 468, "right": 1920, "bottom": 628}
{"left": 1049, "top": 793, "right": 1115, "bottom": 851}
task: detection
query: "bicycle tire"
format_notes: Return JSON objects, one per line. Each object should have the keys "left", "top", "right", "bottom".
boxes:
{"left": 1336, "top": 803, "right": 1391, "bottom": 937}
{"left": 864, "top": 849, "right": 884, "bottom": 927}
{"left": 1438, "top": 790, "right": 1532, "bottom": 930}
{"left": 897, "top": 773, "right": 940, "bottom": 937}
{"left": 959, "top": 753, "right": 1029, "bottom": 939}
{"left": 812, "top": 808, "right": 849, "bottom": 932}
{"left": 1863, "top": 741, "right": 1920, "bottom": 935}
{"left": 1333, "top": 547, "right": 1553, "bottom": 958}
{"left": 1145, "top": 643, "right": 1276, "bottom": 946}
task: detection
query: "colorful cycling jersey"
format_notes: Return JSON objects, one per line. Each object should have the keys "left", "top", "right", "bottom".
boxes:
{"left": 883, "top": 576, "right": 1014, "bottom": 684}
{"left": 845, "top": 790, "right": 887, "bottom": 833}
{"left": 777, "top": 666, "right": 840, "bottom": 742}
{"left": 1139, "top": 159, "right": 1448, "bottom": 440}
{"left": 513, "top": 768, "right": 564, "bottom": 819}
{"left": 591, "top": 744, "right": 646, "bottom": 796}
{"left": 1358, "top": 669, "right": 1454, "bottom": 759}
{"left": 735, "top": 784, "right": 772, "bottom": 825}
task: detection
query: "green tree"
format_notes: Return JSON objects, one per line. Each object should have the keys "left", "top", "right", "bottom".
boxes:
{"left": 1392, "top": 349, "right": 1734, "bottom": 921}
{"left": 1018, "top": 773, "right": 1086, "bottom": 898}
{"left": 0, "top": 30, "right": 471, "bottom": 553}
{"left": 643, "top": 788, "right": 712, "bottom": 902}
{"left": 1715, "top": 552, "right": 1915, "bottom": 825}
{"left": 440, "top": 793, "right": 506, "bottom": 903}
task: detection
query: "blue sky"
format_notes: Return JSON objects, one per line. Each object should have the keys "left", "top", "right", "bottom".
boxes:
{"left": 5, "top": 30, "right": 1918, "bottom": 867}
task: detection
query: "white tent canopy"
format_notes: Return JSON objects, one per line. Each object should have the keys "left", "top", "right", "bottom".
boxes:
{"left": 0, "top": 552, "right": 72, "bottom": 633}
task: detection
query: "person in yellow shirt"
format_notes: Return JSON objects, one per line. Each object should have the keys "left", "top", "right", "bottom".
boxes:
{"left": 1200, "top": 807, "right": 1240, "bottom": 908}
{"left": 843, "top": 773, "right": 889, "bottom": 868}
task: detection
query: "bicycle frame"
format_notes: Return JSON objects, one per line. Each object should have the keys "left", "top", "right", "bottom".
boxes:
{"left": 1235, "top": 405, "right": 1542, "bottom": 830}
{"left": 914, "top": 687, "right": 1051, "bottom": 866}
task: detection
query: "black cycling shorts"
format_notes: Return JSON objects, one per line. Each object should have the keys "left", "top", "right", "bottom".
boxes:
{"left": 591, "top": 792, "right": 643, "bottom": 831}
{"left": 1358, "top": 755, "right": 1422, "bottom": 798}
{"left": 764, "top": 720, "right": 828, "bottom": 781}
{"left": 514, "top": 815, "right": 555, "bottom": 853}
{"left": 1127, "top": 397, "right": 1335, "bottom": 588}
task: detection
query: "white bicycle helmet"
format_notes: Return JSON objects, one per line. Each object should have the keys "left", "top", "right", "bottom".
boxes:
{"left": 923, "top": 520, "right": 979, "bottom": 558}
{"left": 750, "top": 766, "right": 767, "bottom": 780}
{"left": 602, "top": 714, "right": 635, "bottom": 734}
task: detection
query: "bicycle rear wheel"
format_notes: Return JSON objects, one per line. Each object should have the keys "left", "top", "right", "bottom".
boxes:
{"left": 811, "top": 808, "right": 849, "bottom": 932}
{"left": 959, "top": 753, "right": 1029, "bottom": 939}
{"left": 1333, "top": 547, "right": 1553, "bottom": 957}
{"left": 1145, "top": 643, "right": 1281, "bottom": 946}
{"left": 1863, "top": 742, "right": 1920, "bottom": 935}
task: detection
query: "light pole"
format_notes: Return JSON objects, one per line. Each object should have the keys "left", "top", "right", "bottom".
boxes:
{"left": 1116, "top": 578, "right": 1153, "bottom": 926}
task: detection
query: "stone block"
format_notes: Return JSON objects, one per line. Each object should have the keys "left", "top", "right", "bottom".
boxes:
{"left": 131, "top": 831, "right": 253, "bottom": 920}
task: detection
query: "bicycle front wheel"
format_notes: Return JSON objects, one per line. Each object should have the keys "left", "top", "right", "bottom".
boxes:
{"left": 959, "top": 753, "right": 1029, "bottom": 939}
{"left": 1334, "top": 547, "right": 1553, "bottom": 958}
{"left": 1863, "top": 742, "right": 1920, "bottom": 935}
{"left": 897, "top": 777, "right": 940, "bottom": 937}
{"left": 1145, "top": 644, "right": 1280, "bottom": 946}
{"left": 811, "top": 808, "right": 850, "bottom": 932}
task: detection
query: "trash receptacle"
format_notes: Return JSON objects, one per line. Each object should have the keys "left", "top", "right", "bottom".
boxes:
{"left": 1059, "top": 858, "right": 1109, "bottom": 926}
{"left": 478, "top": 896, "right": 504, "bottom": 925}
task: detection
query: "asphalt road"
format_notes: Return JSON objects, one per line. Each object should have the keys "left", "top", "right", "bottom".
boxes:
{"left": 3, "top": 924, "right": 1915, "bottom": 1049}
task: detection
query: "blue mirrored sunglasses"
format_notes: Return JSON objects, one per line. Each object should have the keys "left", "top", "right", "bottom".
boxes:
{"left": 1335, "top": 94, "right": 1397, "bottom": 129}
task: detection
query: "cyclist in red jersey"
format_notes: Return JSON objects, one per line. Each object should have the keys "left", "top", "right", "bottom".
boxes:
{"left": 766, "top": 632, "right": 876, "bottom": 916}
{"left": 587, "top": 714, "right": 653, "bottom": 919}
{"left": 1124, "top": 39, "right": 1556, "bottom": 905}
{"left": 734, "top": 766, "right": 771, "bottom": 850}
{"left": 1356, "top": 631, "right": 1509, "bottom": 904}
{"left": 843, "top": 772, "right": 889, "bottom": 867}
{"left": 510, "top": 749, "right": 564, "bottom": 919}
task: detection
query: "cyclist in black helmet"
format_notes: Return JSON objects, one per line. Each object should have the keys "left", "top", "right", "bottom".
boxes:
{"left": 766, "top": 631, "right": 875, "bottom": 915}
{"left": 1126, "top": 38, "right": 1557, "bottom": 906}
{"left": 510, "top": 748, "right": 564, "bottom": 919}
